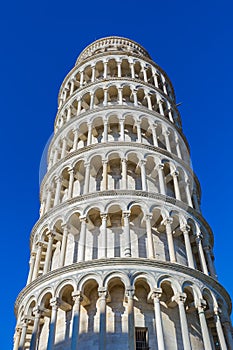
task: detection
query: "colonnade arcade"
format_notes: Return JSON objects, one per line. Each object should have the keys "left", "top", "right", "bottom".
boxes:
{"left": 28, "top": 203, "right": 215, "bottom": 284}
{"left": 14, "top": 273, "right": 232, "bottom": 350}
{"left": 55, "top": 83, "right": 180, "bottom": 131}
{"left": 58, "top": 55, "right": 175, "bottom": 108}
{"left": 49, "top": 113, "right": 190, "bottom": 169}
{"left": 41, "top": 151, "right": 199, "bottom": 216}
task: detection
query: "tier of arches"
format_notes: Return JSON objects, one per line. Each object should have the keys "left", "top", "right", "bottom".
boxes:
{"left": 59, "top": 55, "right": 175, "bottom": 109}
{"left": 55, "top": 83, "right": 180, "bottom": 131}
{"left": 42, "top": 153, "right": 198, "bottom": 216}
{"left": 29, "top": 203, "right": 215, "bottom": 286}
{"left": 49, "top": 114, "right": 189, "bottom": 169}
{"left": 14, "top": 273, "right": 232, "bottom": 350}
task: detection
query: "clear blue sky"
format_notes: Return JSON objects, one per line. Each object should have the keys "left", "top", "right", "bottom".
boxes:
{"left": 1, "top": 0, "right": 233, "bottom": 347}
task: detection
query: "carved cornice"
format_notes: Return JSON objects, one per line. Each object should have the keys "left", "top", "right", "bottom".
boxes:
{"left": 14, "top": 258, "right": 232, "bottom": 314}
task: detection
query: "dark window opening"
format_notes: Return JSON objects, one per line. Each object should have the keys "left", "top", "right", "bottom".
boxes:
{"left": 135, "top": 327, "right": 149, "bottom": 350}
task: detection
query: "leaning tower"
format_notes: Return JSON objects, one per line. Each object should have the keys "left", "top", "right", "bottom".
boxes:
{"left": 14, "top": 36, "right": 233, "bottom": 350}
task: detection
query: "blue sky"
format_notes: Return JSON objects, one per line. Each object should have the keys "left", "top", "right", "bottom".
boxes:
{"left": 1, "top": 0, "right": 233, "bottom": 347}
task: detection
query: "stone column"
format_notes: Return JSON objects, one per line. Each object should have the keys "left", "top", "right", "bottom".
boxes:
{"left": 136, "top": 122, "right": 142, "bottom": 143}
{"left": 60, "top": 225, "right": 69, "bottom": 267}
{"left": 175, "top": 135, "right": 182, "bottom": 158}
{"left": 47, "top": 298, "right": 60, "bottom": 350}
{"left": 18, "top": 319, "right": 28, "bottom": 350}
{"left": 146, "top": 93, "right": 152, "bottom": 110}
{"left": 53, "top": 147, "right": 59, "bottom": 165}
{"left": 71, "top": 291, "right": 83, "bottom": 350}
{"left": 222, "top": 320, "right": 233, "bottom": 350}
{"left": 119, "top": 119, "right": 125, "bottom": 141}
{"left": 91, "top": 65, "right": 95, "bottom": 82}
{"left": 61, "top": 137, "right": 67, "bottom": 158}
{"left": 171, "top": 171, "right": 181, "bottom": 201}
{"left": 214, "top": 308, "right": 228, "bottom": 350}
{"left": 185, "top": 179, "right": 193, "bottom": 207}
{"left": 151, "top": 288, "right": 165, "bottom": 350}
{"left": 117, "top": 61, "right": 121, "bottom": 77}
{"left": 163, "top": 128, "right": 171, "bottom": 152}
{"left": 102, "top": 160, "right": 108, "bottom": 190}
{"left": 87, "top": 123, "right": 92, "bottom": 145}
{"left": 103, "top": 120, "right": 108, "bottom": 142}
{"left": 158, "top": 99, "right": 164, "bottom": 116}
{"left": 27, "top": 251, "right": 36, "bottom": 285}
{"left": 121, "top": 158, "right": 127, "bottom": 190}
{"left": 173, "top": 293, "right": 192, "bottom": 350}
{"left": 72, "top": 129, "right": 79, "bottom": 151}
{"left": 66, "top": 107, "right": 71, "bottom": 122}
{"left": 100, "top": 213, "right": 108, "bottom": 258}
{"left": 13, "top": 327, "right": 22, "bottom": 350}
{"left": 98, "top": 287, "right": 108, "bottom": 350}
{"left": 90, "top": 92, "right": 94, "bottom": 109}
{"left": 196, "top": 299, "right": 212, "bottom": 349}
{"left": 195, "top": 233, "right": 209, "bottom": 275}
{"left": 54, "top": 176, "right": 62, "bottom": 206}
{"left": 204, "top": 246, "right": 217, "bottom": 278}
{"left": 152, "top": 123, "right": 158, "bottom": 147}
{"left": 67, "top": 168, "right": 74, "bottom": 199}
{"left": 140, "top": 160, "right": 147, "bottom": 191}
{"left": 126, "top": 288, "right": 135, "bottom": 350}
{"left": 158, "top": 164, "right": 166, "bottom": 195}
{"left": 132, "top": 90, "right": 138, "bottom": 106}
{"left": 103, "top": 61, "right": 108, "bottom": 79}
{"left": 164, "top": 218, "right": 176, "bottom": 262}
{"left": 143, "top": 67, "right": 147, "bottom": 82}
{"left": 43, "top": 231, "right": 55, "bottom": 274}
{"left": 77, "top": 216, "right": 87, "bottom": 262}
{"left": 181, "top": 225, "right": 195, "bottom": 268}
{"left": 70, "top": 79, "right": 74, "bottom": 95}
{"left": 123, "top": 211, "right": 131, "bottom": 257}
{"left": 153, "top": 72, "right": 159, "bottom": 88}
{"left": 29, "top": 307, "right": 41, "bottom": 350}
{"left": 80, "top": 70, "right": 84, "bottom": 86}
{"left": 118, "top": 87, "right": 123, "bottom": 104}
{"left": 130, "top": 62, "right": 135, "bottom": 78}
{"left": 45, "top": 186, "right": 52, "bottom": 212}
{"left": 76, "top": 99, "right": 81, "bottom": 115}
{"left": 146, "top": 214, "right": 155, "bottom": 258}
{"left": 84, "top": 162, "right": 90, "bottom": 194}
{"left": 161, "top": 75, "right": 168, "bottom": 94}
{"left": 32, "top": 242, "right": 42, "bottom": 280}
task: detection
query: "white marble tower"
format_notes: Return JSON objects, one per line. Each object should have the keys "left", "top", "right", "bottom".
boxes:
{"left": 14, "top": 36, "right": 233, "bottom": 350}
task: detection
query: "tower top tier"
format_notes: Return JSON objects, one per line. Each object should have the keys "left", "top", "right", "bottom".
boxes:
{"left": 76, "top": 36, "right": 151, "bottom": 65}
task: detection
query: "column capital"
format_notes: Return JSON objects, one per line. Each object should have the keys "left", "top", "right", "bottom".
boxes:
{"left": 123, "top": 210, "right": 131, "bottom": 219}
{"left": 100, "top": 213, "right": 108, "bottom": 220}
{"left": 125, "top": 288, "right": 135, "bottom": 299}
{"left": 55, "top": 175, "right": 63, "bottom": 183}
{"left": 68, "top": 167, "right": 74, "bottom": 174}
{"left": 196, "top": 298, "right": 207, "bottom": 310}
{"left": 158, "top": 163, "right": 164, "bottom": 170}
{"left": 98, "top": 287, "right": 108, "bottom": 298}
{"left": 162, "top": 217, "right": 173, "bottom": 226}
{"left": 50, "top": 297, "right": 61, "bottom": 308}
{"left": 180, "top": 224, "right": 190, "bottom": 233}
{"left": 145, "top": 213, "right": 153, "bottom": 221}
{"left": 79, "top": 215, "right": 87, "bottom": 223}
{"left": 32, "top": 306, "right": 43, "bottom": 316}
{"left": 173, "top": 292, "right": 187, "bottom": 304}
{"left": 72, "top": 290, "right": 83, "bottom": 303}
{"left": 171, "top": 170, "right": 179, "bottom": 177}
{"left": 150, "top": 288, "right": 163, "bottom": 300}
